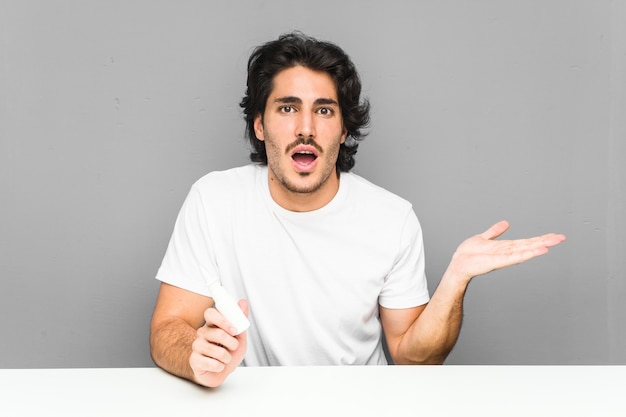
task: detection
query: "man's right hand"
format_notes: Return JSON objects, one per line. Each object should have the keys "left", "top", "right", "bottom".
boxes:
{"left": 189, "top": 300, "right": 249, "bottom": 388}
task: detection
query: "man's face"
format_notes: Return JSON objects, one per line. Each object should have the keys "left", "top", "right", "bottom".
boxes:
{"left": 254, "top": 65, "right": 347, "bottom": 211}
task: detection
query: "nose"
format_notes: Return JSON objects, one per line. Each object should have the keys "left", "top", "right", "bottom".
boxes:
{"left": 295, "top": 110, "right": 315, "bottom": 138}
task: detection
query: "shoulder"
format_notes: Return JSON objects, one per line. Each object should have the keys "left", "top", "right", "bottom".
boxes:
{"left": 192, "top": 164, "right": 261, "bottom": 194}
{"left": 343, "top": 171, "right": 413, "bottom": 214}
{"left": 184, "top": 164, "right": 264, "bottom": 214}
{"left": 341, "top": 172, "right": 424, "bottom": 259}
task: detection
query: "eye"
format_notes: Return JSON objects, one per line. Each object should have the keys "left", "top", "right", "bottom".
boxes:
{"left": 279, "top": 105, "right": 296, "bottom": 113}
{"left": 316, "top": 107, "right": 334, "bottom": 116}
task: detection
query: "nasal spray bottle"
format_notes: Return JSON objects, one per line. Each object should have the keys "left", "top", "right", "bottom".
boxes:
{"left": 208, "top": 281, "right": 250, "bottom": 335}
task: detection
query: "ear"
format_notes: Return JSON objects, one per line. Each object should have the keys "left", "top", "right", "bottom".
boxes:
{"left": 340, "top": 126, "right": 348, "bottom": 144}
{"left": 253, "top": 114, "right": 264, "bottom": 141}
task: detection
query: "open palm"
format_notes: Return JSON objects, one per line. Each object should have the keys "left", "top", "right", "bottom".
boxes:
{"left": 448, "top": 220, "right": 566, "bottom": 282}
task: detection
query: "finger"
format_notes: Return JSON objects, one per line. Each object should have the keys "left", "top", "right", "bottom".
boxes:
{"left": 190, "top": 350, "right": 226, "bottom": 373}
{"left": 480, "top": 220, "right": 510, "bottom": 240}
{"left": 541, "top": 233, "right": 567, "bottom": 247}
{"left": 197, "top": 325, "right": 240, "bottom": 352}
{"left": 509, "top": 233, "right": 567, "bottom": 252}
{"left": 510, "top": 245, "right": 552, "bottom": 266}
{"left": 497, "top": 233, "right": 566, "bottom": 265}
{"left": 479, "top": 244, "right": 548, "bottom": 273}
{"left": 192, "top": 336, "right": 233, "bottom": 364}
{"left": 204, "top": 307, "right": 239, "bottom": 336}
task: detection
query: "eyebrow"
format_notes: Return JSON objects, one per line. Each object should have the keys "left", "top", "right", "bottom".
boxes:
{"left": 273, "top": 96, "right": 339, "bottom": 106}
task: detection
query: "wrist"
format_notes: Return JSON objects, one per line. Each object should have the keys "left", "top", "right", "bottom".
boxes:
{"left": 442, "top": 261, "right": 473, "bottom": 289}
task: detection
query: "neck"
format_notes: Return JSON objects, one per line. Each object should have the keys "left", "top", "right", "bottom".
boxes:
{"left": 267, "top": 169, "right": 340, "bottom": 212}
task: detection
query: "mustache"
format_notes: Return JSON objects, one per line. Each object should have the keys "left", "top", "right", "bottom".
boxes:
{"left": 285, "top": 136, "right": 323, "bottom": 154}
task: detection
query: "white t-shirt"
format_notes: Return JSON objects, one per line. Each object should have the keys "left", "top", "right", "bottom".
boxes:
{"left": 156, "top": 164, "right": 430, "bottom": 366}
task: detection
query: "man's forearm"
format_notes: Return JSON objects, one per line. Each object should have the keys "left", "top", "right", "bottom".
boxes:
{"left": 389, "top": 221, "right": 566, "bottom": 365}
{"left": 150, "top": 317, "right": 197, "bottom": 381}
{"left": 394, "top": 268, "right": 470, "bottom": 364}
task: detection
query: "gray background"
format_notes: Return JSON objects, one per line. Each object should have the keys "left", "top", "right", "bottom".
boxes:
{"left": 1, "top": 1, "right": 624, "bottom": 368}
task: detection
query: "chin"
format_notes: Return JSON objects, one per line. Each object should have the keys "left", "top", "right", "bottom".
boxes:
{"left": 286, "top": 176, "right": 323, "bottom": 194}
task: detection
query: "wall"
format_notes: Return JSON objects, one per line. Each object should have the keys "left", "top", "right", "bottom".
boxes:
{"left": 1, "top": 0, "right": 624, "bottom": 367}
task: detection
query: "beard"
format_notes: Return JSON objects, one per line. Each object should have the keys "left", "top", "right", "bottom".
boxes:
{"left": 264, "top": 133, "right": 341, "bottom": 195}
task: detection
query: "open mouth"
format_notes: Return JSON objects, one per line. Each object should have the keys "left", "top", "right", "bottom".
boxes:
{"left": 290, "top": 145, "right": 319, "bottom": 171}
{"left": 292, "top": 151, "right": 317, "bottom": 165}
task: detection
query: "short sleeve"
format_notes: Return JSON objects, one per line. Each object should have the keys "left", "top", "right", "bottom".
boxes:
{"left": 378, "top": 210, "right": 430, "bottom": 309}
{"left": 155, "top": 184, "right": 219, "bottom": 297}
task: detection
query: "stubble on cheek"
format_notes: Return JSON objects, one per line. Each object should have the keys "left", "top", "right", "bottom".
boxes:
{"left": 264, "top": 135, "right": 341, "bottom": 195}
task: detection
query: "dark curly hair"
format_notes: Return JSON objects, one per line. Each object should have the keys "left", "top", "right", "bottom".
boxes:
{"left": 239, "top": 32, "right": 370, "bottom": 172}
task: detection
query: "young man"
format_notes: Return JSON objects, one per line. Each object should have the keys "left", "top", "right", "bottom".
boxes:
{"left": 150, "top": 32, "right": 566, "bottom": 388}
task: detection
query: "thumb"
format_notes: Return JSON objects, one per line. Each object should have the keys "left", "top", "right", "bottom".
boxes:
{"left": 480, "top": 220, "right": 510, "bottom": 240}
{"left": 238, "top": 299, "right": 249, "bottom": 317}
